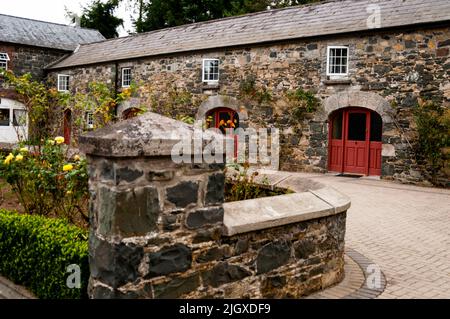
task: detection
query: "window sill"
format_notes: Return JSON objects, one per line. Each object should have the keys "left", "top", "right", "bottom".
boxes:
{"left": 323, "top": 79, "right": 352, "bottom": 85}
{"left": 202, "top": 83, "right": 220, "bottom": 90}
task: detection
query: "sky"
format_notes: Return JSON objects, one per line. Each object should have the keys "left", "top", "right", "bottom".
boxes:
{"left": 0, "top": 0, "right": 135, "bottom": 36}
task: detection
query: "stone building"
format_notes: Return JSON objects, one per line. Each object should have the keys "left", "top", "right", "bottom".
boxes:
{"left": 12, "top": 0, "right": 450, "bottom": 185}
{"left": 0, "top": 14, "right": 104, "bottom": 144}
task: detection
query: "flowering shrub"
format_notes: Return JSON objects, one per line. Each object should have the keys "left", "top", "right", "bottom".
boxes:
{"left": 0, "top": 137, "right": 89, "bottom": 225}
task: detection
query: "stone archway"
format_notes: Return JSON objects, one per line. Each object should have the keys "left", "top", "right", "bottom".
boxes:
{"left": 117, "top": 97, "right": 144, "bottom": 120}
{"left": 323, "top": 91, "right": 395, "bottom": 176}
{"left": 323, "top": 91, "right": 392, "bottom": 124}
{"left": 196, "top": 95, "right": 248, "bottom": 128}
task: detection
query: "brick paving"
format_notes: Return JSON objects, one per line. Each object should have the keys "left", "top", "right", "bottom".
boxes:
{"left": 268, "top": 171, "right": 450, "bottom": 299}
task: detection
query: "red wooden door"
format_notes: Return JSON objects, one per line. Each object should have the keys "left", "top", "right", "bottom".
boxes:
{"left": 343, "top": 110, "right": 369, "bottom": 175}
{"left": 206, "top": 108, "right": 239, "bottom": 158}
{"left": 368, "top": 112, "right": 382, "bottom": 176}
{"left": 328, "top": 108, "right": 382, "bottom": 176}
{"left": 329, "top": 111, "right": 344, "bottom": 172}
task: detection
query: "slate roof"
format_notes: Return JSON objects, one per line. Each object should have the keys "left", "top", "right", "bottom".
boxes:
{"left": 49, "top": 0, "right": 450, "bottom": 69}
{"left": 0, "top": 14, "right": 105, "bottom": 51}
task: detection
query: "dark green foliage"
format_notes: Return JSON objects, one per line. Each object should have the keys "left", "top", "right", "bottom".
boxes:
{"left": 286, "top": 88, "right": 319, "bottom": 119}
{"left": 414, "top": 102, "right": 450, "bottom": 183}
{"left": 75, "top": 0, "right": 124, "bottom": 38}
{"left": 0, "top": 210, "right": 89, "bottom": 299}
{"left": 134, "top": 0, "right": 323, "bottom": 32}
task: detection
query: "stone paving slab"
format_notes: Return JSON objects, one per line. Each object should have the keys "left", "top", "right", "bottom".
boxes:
{"left": 0, "top": 275, "right": 35, "bottom": 299}
{"left": 259, "top": 170, "right": 450, "bottom": 299}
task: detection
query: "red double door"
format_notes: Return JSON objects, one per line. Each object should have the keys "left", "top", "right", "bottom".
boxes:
{"left": 328, "top": 108, "right": 382, "bottom": 176}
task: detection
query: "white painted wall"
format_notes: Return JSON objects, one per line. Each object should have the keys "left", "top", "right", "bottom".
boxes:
{"left": 0, "top": 98, "right": 28, "bottom": 144}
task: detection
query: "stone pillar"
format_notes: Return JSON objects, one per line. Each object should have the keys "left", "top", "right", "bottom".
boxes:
{"left": 80, "top": 112, "right": 225, "bottom": 298}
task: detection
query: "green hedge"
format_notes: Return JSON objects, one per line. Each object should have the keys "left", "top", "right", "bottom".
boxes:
{"left": 0, "top": 209, "right": 89, "bottom": 299}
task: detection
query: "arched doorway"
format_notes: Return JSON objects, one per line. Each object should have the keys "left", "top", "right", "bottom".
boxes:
{"left": 63, "top": 109, "right": 72, "bottom": 145}
{"left": 206, "top": 107, "right": 239, "bottom": 158}
{"left": 122, "top": 107, "right": 142, "bottom": 120}
{"left": 206, "top": 107, "right": 239, "bottom": 133}
{"left": 328, "top": 107, "right": 382, "bottom": 176}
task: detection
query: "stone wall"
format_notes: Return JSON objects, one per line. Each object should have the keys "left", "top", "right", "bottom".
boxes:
{"left": 81, "top": 112, "right": 347, "bottom": 299}
{"left": 50, "top": 25, "right": 450, "bottom": 185}
{"left": 0, "top": 42, "right": 67, "bottom": 80}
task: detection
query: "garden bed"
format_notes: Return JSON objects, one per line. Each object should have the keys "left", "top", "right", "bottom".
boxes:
{"left": 224, "top": 181, "right": 291, "bottom": 202}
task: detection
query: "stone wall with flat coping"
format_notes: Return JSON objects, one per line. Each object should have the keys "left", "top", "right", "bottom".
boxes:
{"left": 81, "top": 112, "right": 349, "bottom": 299}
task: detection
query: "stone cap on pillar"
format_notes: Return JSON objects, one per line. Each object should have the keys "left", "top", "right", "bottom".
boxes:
{"left": 79, "top": 111, "right": 228, "bottom": 157}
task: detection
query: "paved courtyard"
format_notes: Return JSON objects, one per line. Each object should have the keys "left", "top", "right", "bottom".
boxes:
{"left": 283, "top": 171, "right": 450, "bottom": 299}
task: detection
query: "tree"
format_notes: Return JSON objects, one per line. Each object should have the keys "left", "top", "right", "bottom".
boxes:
{"left": 133, "top": 0, "right": 323, "bottom": 33}
{"left": 69, "top": 0, "right": 124, "bottom": 39}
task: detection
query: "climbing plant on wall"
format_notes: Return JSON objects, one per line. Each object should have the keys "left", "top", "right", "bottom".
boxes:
{"left": 137, "top": 80, "right": 207, "bottom": 120}
{"left": 414, "top": 100, "right": 450, "bottom": 184}
{"left": 285, "top": 88, "right": 319, "bottom": 120}
{"left": 1, "top": 70, "right": 134, "bottom": 146}
{"left": 1, "top": 70, "right": 59, "bottom": 144}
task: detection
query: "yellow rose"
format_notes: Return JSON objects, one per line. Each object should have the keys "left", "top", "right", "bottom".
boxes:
{"left": 63, "top": 164, "right": 74, "bottom": 172}
{"left": 47, "top": 140, "right": 55, "bottom": 146}
{"left": 66, "top": 190, "right": 73, "bottom": 195}
{"left": 19, "top": 147, "right": 28, "bottom": 153}
{"left": 54, "top": 136, "right": 65, "bottom": 145}
{"left": 15, "top": 154, "right": 24, "bottom": 162}
{"left": 4, "top": 153, "right": 14, "bottom": 165}
{"left": 74, "top": 155, "right": 81, "bottom": 161}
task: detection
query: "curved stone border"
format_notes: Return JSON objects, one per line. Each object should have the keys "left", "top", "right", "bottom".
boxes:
{"left": 343, "top": 247, "right": 387, "bottom": 299}
{"left": 0, "top": 275, "right": 36, "bottom": 299}
{"left": 223, "top": 169, "right": 351, "bottom": 236}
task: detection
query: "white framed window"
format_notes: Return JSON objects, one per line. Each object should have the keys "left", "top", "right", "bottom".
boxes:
{"left": 122, "top": 68, "right": 132, "bottom": 87}
{"left": 327, "top": 46, "right": 349, "bottom": 78}
{"left": 202, "top": 59, "right": 219, "bottom": 83}
{"left": 0, "top": 52, "right": 10, "bottom": 70}
{"left": 86, "top": 112, "right": 94, "bottom": 129}
{"left": 57, "top": 74, "right": 70, "bottom": 92}
{"left": 0, "top": 108, "right": 10, "bottom": 126}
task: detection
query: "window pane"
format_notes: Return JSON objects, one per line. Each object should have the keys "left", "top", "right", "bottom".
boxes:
{"left": 204, "top": 60, "right": 219, "bottom": 81}
{"left": 0, "top": 109, "right": 10, "bottom": 126}
{"left": 58, "top": 76, "right": 69, "bottom": 91}
{"left": 13, "top": 109, "right": 26, "bottom": 126}
{"left": 328, "top": 47, "right": 349, "bottom": 75}
{"left": 122, "top": 68, "right": 131, "bottom": 86}
{"left": 348, "top": 113, "right": 367, "bottom": 141}
{"left": 332, "top": 112, "right": 343, "bottom": 140}
{"left": 370, "top": 112, "right": 382, "bottom": 142}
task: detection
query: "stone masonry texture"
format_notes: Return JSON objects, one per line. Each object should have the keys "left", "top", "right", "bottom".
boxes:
{"left": 85, "top": 147, "right": 347, "bottom": 299}
{"left": 49, "top": 25, "right": 450, "bottom": 186}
